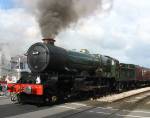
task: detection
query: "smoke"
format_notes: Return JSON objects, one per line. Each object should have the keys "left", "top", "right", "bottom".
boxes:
{"left": 18, "top": 0, "right": 112, "bottom": 38}
{"left": 38, "top": 0, "right": 77, "bottom": 38}
{"left": 0, "top": 8, "right": 41, "bottom": 59}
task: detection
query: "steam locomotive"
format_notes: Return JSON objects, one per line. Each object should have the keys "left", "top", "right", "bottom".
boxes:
{"left": 5, "top": 39, "right": 150, "bottom": 104}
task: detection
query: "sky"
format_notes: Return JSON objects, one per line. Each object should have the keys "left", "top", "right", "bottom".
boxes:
{"left": 0, "top": 0, "right": 14, "bottom": 9}
{"left": 0, "top": 0, "right": 150, "bottom": 67}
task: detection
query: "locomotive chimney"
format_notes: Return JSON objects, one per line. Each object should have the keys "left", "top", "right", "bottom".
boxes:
{"left": 42, "top": 38, "right": 55, "bottom": 45}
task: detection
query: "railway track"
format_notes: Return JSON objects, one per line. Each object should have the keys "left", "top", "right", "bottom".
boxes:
{"left": 0, "top": 88, "right": 150, "bottom": 118}
{"left": 47, "top": 88, "right": 150, "bottom": 118}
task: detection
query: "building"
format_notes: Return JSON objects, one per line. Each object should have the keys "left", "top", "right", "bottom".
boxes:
{"left": 10, "top": 55, "right": 29, "bottom": 71}
{"left": 10, "top": 55, "right": 30, "bottom": 80}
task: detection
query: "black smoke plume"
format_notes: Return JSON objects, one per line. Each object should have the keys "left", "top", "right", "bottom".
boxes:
{"left": 24, "top": 0, "right": 101, "bottom": 38}
{"left": 17, "top": 0, "right": 113, "bottom": 38}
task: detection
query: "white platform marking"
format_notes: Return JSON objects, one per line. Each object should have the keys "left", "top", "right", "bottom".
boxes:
{"left": 70, "top": 103, "right": 88, "bottom": 107}
{"left": 117, "top": 114, "right": 150, "bottom": 118}
{"left": 96, "top": 111, "right": 111, "bottom": 115}
{"left": 58, "top": 105, "right": 77, "bottom": 110}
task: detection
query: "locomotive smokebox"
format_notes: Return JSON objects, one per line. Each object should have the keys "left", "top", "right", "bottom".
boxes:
{"left": 42, "top": 38, "right": 55, "bottom": 45}
{"left": 27, "top": 38, "right": 67, "bottom": 73}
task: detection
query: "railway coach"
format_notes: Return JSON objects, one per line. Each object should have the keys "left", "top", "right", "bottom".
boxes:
{"left": 118, "top": 63, "right": 150, "bottom": 90}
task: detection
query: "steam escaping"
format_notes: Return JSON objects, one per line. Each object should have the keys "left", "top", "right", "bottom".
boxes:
{"left": 19, "top": 0, "right": 112, "bottom": 38}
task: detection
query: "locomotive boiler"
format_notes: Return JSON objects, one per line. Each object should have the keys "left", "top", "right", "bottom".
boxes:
{"left": 27, "top": 38, "right": 100, "bottom": 74}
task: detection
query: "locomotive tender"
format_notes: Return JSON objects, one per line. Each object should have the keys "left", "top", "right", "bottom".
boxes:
{"left": 5, "top": 39, "right": 150, "bottom": 103}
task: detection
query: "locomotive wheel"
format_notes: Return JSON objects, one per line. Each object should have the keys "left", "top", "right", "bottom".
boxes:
{"left": 51, "top": 96, "right": 58, "bottom": 103}
{"left": 45, "top": 97, "right": 51, "bottom": 104}
{"left": 11, "top": 93, "right": 24, "bottom": 104}
{"left": 10, "top": 93, "right": 17, "bottom": 102}
{"left": 44, "top": 95, "right": 58, "bottom": 105}
{"left": 10, "top": 93, "right": 22, "bottom": 104}
{"left": 16, "top": 94, "right": 22, "bottom": 104}
{"left": 116, "top": 82, "right": 123, "bottom": 92}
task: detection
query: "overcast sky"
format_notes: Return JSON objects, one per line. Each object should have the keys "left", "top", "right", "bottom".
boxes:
{"left": 0, "top": 0, "right": 150, "bottom": 67}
